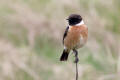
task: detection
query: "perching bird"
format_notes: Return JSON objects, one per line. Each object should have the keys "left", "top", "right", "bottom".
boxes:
{"left": 60, "top": 14, "right": 88, "bottom": 62}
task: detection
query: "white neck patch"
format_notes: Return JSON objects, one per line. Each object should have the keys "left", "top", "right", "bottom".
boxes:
{"left": 75, "top": 20, "right": 84, "bottom": 26}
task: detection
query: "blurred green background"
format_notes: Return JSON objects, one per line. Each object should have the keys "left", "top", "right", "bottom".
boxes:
{"left": 0, "top": 0, "right": 120, "bottom": 80}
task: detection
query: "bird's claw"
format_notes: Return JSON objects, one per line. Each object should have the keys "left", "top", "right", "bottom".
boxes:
{"left": 74, "top": 57, "right": 79, "bottom": 63}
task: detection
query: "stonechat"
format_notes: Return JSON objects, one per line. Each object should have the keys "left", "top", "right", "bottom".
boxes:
{"left": 60, "top": 14, "right": 88, "bottom": 62}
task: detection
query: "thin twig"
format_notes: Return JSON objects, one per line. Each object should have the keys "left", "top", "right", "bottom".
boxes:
{"left": 73, "top": 49, "right": 79, "bottom": 80}
{"left": 76, "top": 61, "right": 78, "bottom": 80}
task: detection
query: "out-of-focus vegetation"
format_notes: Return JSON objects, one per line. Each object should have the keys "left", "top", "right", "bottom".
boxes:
{"left": 0, "top": 0, "right": 120, "bottom": 80}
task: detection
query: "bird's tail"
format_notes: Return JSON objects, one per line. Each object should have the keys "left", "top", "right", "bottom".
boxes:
{"left": 60, "top": 49, "right": 69, "bottom": 61}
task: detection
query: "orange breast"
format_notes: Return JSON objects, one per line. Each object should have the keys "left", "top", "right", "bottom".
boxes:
{"left": 64, "top": 25, "right": 88, "bottom": 49}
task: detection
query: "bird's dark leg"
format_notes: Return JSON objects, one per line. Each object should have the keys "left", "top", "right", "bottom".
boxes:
{"left": 73, "top": 49, "right": 79, "bottom": 63}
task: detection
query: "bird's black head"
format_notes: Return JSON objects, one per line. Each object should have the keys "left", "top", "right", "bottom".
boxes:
{"left": 67, "top": 14, "right": 82, "bottom": 26}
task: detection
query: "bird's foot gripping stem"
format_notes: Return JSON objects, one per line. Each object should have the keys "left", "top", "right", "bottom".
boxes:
{"left": 73, "top": 49, "right": 79, "bottom": 63}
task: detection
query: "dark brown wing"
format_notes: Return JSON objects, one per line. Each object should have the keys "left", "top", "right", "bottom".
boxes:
{"left": 63, "top": 26, "right": 69, "bottom": 44}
